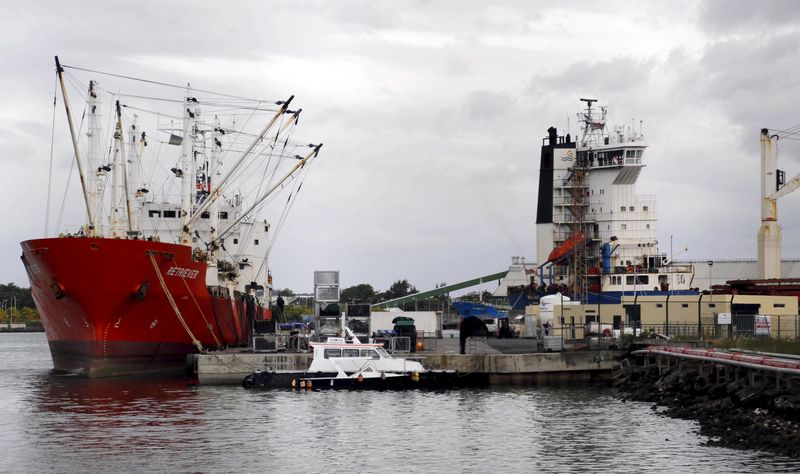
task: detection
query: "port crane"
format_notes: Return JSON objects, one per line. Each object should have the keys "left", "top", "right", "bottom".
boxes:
{"left": 758, "top": 128, "right": 800, "bottom": 279}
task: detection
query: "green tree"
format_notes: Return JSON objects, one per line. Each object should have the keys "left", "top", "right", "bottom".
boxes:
{"left": 275, "top": 288, "right": 295, "bottom": 297}
{"left": 381, "top": 279, "right": 417, "bottom": 301}
{"left": 459, "top": 290, "right": 493, "bottom": 303}
{"left": 340, "top": 283, "right": 377, "bottom": 303}
{"left": 0, "top": 283, "right": 35, "bottom": 310}
{"left": 285, "top": 304, "right": 311, "bottom": 322}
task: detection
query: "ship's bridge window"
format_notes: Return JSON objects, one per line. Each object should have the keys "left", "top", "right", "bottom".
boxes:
{"left": 621, "top": 224, "right": 627, "bottom": 230}
{"left": 254, "top": 239, "right": 259, "bottom": 245}
{"left": 201, "top": 211, "right": 210, "bottom": 218}
{"left": 163, "top": 210, "right": 177, "bottom": 218}
{"left": 629, "top": 206, "right": 634, "bottom": 211}
{"left": 643, "top": 206, "right": 649, "bottom": 211}
{"left": 342, "top": 348, "right": 360, "bottom": 358}
{"left": 620, "top": 206, "right": 626, "bottom": 212}
{"left": 219, "top": 211, "right": 228, "bottom": 219}
{"left": 148, "top": 210, "right": 161, "bottom": 218}
{"left": 626, "top": 275, "right": 648, "bottom": 285}
{"left": 324, "top": 349, "right": 342, "bottom": 359}
{"left": 233, "top": 238, "right": 238, "bottom": 244}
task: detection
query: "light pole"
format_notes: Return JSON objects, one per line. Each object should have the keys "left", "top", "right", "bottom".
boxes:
{"left": 10, "top": 295, "right": 16, "bottom": 326}
{"left": 707, "top": 260, "right": 714, "bottom": 291}
{"left": 707, "top": 261, "right": 713, "bottom": 339}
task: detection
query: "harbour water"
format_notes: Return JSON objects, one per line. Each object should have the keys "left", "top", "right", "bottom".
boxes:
{"left": 1, "top": 333, "right": 798, "bottom": 473}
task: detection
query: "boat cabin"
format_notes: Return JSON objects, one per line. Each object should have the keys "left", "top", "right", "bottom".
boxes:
{"left": 307, "top": 340, "right": 424, "bottom": 374}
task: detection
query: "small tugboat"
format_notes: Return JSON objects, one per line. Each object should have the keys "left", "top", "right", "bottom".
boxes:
{"left": 242, "top": 331, "right": 484, "bottom": 390}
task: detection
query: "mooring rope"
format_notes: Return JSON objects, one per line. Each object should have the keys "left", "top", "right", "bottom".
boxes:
{"left": 180, "top": 276, "right": 222, "bottom": 348}
{"left": 148, "top": 252, "right": 204, "bottom": 353}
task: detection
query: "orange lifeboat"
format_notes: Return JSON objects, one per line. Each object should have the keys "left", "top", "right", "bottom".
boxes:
{"left": 547, "top": 232, "right": 588, "bottom": 264}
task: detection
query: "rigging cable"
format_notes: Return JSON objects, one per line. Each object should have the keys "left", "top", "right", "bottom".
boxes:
{"left": 235, "top": 117, "right": 291, "bottom": 261}
{"left": 61, "top": 64, "right": 278, "bottom": 102}
{"left": 45, "top": 74, "right": 58, "bottom": 237}
{"left": 257, "top": 157, "right": 314, "bottom": 279}
{"left": 55, "top": 73, "right": 90, "bottom": 232}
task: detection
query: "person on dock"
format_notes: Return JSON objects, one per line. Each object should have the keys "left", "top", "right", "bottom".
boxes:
{"left": 276, "top": 294, "right": 285, "bottom": 321}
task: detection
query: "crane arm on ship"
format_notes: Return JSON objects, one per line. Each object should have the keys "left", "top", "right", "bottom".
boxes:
{"left": 184, "top": 98, "right": 298, "bottom": 230}
{"left": 212, "top": 143, "right": 322, "bottom": 246}
{"left": 772, "top": 171, "right": 800, "bottom": 200}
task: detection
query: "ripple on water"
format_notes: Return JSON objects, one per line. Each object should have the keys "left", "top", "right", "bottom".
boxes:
{"left": 1, "top": 333, "right": 799, "bottom": 473}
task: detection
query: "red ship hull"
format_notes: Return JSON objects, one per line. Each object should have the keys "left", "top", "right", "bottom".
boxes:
{"left": 21, "top": 237, "right": 261, "bottom": 377}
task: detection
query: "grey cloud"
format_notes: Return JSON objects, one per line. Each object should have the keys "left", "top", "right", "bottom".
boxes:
{"left": 528, "top": 56, "right": 654, "bottom": 99}
{"left": 5, "top": 0, "right": 800, "bottom": 293}
{"left": 462, "top": 91, "right": 513, "bottom": 121}
{"left": 699, "top": 0, "right": 800, "bottom": 34}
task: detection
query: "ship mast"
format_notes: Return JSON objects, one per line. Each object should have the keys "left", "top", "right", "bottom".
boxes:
{"left": 127, "top": 116, "right": 142, "bottom": 234}
{"left": 115, "top": 101, "right": 136, "bottom": 237}
{"left": 86, "top": 80, "right": 104, "bottom": 236}
{"left": 179, "top": 95, "right": 197, "bottom": 245}
{"left": 567, "top": 98, "right": 597, "bottom": 303}
{"left": 110, "top": 103, "right": 123, "bottom": 238}
{"left": 205, "top": 122, "right": 222, "bottom": 285}
{"left": 55, "top": 56, "right": 96, "bottom": 235}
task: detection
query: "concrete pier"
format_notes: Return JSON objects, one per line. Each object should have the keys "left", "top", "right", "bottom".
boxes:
{"left": 192, "top": 347, "right": 621, "bottom": 385}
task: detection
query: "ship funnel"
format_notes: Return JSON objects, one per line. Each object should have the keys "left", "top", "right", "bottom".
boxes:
{"left": 547, "top": 127, "right": 557, "bottom": 146}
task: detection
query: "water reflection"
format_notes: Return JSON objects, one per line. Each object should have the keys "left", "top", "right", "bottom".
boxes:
{"left": 3, "top": 334, "right": 800, "bottom": 473}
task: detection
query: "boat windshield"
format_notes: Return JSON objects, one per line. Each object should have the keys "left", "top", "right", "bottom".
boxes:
{"left": 359, "top": 349, "right": 380, "bottom": 359}
{"left": 375, "top": 347, "right": 391, "bottom": 359}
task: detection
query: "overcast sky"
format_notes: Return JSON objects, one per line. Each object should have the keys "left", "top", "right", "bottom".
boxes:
{"left": 2, "top": 0, "right": 800, "bottom": 294}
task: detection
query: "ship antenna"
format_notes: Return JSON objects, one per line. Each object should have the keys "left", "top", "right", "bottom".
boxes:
{"left": 579, "top": 98, "right": 598, "bottom": 146}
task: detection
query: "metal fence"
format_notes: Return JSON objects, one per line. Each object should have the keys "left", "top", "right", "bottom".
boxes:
{"left": 635, "top": 313, "right": 799, "bottom": 340}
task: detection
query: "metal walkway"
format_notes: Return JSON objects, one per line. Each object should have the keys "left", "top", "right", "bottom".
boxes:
{"left": 633, "top": 346, "right": 800, "bottom": 375}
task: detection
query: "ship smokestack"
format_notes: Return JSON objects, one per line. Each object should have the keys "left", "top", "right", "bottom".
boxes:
{"left": 548, "top": 127, "right": 557, "bottom": 146}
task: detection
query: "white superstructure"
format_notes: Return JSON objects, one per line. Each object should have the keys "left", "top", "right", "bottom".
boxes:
{"left": 535, "top": 99, "right": 693, "bottom": 301}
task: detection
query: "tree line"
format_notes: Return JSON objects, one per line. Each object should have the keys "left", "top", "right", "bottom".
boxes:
{"left": 275, "top": 279, "right": 419, "bottom": 305}
{"left": 0, "top": 283, "right": 39, "bottom": 323}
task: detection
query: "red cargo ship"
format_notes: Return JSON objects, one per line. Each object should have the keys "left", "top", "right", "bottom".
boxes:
{"left": 21, "top": 58, "right": 321, "bottom": 376}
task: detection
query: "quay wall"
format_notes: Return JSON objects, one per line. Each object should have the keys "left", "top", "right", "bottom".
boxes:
{"left": 194, "top": 350, "right": 621, "bottom": 385}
